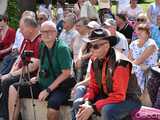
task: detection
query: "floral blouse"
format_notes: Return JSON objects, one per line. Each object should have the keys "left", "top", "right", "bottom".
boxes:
{"left": 130, "top": 38, "right": 158, "bottom": 91}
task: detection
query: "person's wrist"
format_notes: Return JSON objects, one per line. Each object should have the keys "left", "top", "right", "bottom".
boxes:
{"left": 85, "top": 100, "right": 91, "bottom": 105}
{"left": 91, "top": 104, "right": 99, "bottom": 115}
{"left": 46, "top": 87, "right": 52, "bottom": 94}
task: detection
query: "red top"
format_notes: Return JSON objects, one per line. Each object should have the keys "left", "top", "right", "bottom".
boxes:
{"left": 0, "top": 27, "right": 16, "bottom": 58}
{"left": 17, "top": 34, "right": 41, "bottom": 68}
{"left": 84, "top": 58, "right": 131, "bottom": 111}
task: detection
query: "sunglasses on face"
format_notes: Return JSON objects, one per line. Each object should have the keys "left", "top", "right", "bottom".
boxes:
{"left": 90, "top": 41, "right": 108, "bottom": 50}
{"left": 0, "top": 18, "right": 3, "bottom": 22}
{"left": 37, "top": 17, "right": 45, "bottom": 21}
{"left": 136, "top": 18, "right": 146, "bottom": 22}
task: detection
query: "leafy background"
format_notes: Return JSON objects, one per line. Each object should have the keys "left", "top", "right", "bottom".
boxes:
{"left": 6, "top": 0, "right": 154, "bottom": 29}
{"left": 6, "top": 0, "right": 20, "bottom": 29}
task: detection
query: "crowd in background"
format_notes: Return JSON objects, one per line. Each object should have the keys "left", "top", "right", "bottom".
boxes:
{"left": 0, "top": 0, "right": 160, "bottom": 120}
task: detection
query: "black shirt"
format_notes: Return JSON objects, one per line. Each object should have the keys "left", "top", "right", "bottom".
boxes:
{"left": 118, "top": 24, "right": 134, "bottom": 40}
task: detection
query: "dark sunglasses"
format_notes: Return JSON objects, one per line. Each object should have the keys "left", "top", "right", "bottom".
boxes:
{"left": 0, "top": 18, "right": 3, "bottom": 22}
{"left": 37, "top": 17, "right": 44, "bottom": 21}
{"left": 136, "top": 18, "right": 146, "bottom": 22}
{"left": 90, "top": 42, "right": 108, "bottom": 50}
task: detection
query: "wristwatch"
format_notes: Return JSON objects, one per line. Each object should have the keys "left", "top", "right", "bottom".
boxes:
{"left": 46, "top": 87, "right": 52, "bottom": 94}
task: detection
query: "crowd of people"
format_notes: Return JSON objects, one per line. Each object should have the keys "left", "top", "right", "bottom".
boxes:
{"left": 0, "top": 0, "right": 160, "bottom": 120}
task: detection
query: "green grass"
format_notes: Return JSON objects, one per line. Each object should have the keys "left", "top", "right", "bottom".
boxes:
{"left": 139, "top": 0, "right": 154, "bottom": 12}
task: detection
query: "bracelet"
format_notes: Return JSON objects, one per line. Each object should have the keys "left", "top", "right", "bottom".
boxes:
{"left": 46, "top": 87, "right": 52, "bottom": 94}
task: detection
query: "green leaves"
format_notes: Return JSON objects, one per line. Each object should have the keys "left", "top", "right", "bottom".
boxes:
{"left": 6, "top": 0, "right": 20, "bottom": 29}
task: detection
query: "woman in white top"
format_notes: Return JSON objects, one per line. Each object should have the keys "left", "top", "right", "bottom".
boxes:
{"left": 124, "top": 0, "right": 143, "bottom": 20}
{"left": 128, "top": 23, "right": 158, "bottom": 91}
{"left": 117, "top": 0, "right": 130, "bottom": 13}
{"left": 74, "top": 0, "right": 85, "bottom": 19}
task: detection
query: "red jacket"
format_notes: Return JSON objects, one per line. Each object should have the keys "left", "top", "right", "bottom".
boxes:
{"left": 84, "top": 52, "right": 131, "bottom": 111}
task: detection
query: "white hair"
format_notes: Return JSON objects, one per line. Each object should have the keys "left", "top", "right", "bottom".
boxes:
{"left": 38, "top": 11, "right": 49, "bottom": 19}
{"left": 41, "top": 21, "right": 57, "bottom": 31}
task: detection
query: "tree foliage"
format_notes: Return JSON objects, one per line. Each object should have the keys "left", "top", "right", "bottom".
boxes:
{"left": 6, "top": 0, "right": 20, "bottom": 29}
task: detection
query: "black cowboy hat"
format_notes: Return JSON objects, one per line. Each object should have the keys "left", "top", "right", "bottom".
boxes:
{"left": 88, "top": 28, "right": 119, "bottom": 46}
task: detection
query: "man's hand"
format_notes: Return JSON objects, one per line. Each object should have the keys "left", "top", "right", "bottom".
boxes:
{"left": 38, "top": 89, "right": 49, "bottom": 101}
{"left": 30, "top": 77, "right": 38, "bottom": 84}
{"left": 76, "top": 103, "right": 94, "bottom": 120}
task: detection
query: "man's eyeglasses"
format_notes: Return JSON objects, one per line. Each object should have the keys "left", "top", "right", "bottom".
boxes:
{"left": 90, "top": 42, "right": 108, "bottom": 50}
{"left": 136, "top": 18, "right": 146, "bottom": 22}
{"left": 40, "top": 30, "right": 56, "bottom": 34}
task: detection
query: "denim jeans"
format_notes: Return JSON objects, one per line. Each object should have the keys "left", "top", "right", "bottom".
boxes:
{"left": 0, "top": 52, "right": 17, "bottom": 75}
{"left": 101, "top": 99, "right": 141, "bottom": 120}
{"left": 71, "top": 85, "right": 87, "bottom": 120}
{"left": 72, "top": 91, "right": 141, "bottom": 120}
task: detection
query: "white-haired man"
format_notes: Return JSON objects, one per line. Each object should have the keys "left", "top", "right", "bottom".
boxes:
{"left": 8, "top": 21, "right": 75, "bottom": 120}
{"left": 0, "top": 16, "right": 41, "bottom": 120}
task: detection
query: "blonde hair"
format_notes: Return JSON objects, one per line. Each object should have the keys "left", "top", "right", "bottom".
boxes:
{"left": 137, "top": 23, "right": 150, "bottom": 36}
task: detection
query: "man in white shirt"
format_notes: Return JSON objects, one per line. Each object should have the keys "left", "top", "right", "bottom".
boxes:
{"left": 59, "top": 13, "right": 79, "bottom": 50}
{"left": 103, "top": 19, "right": 129, "bottom": 56}
{"left": 80, "top": 0, "right": 100, "bottom": 23}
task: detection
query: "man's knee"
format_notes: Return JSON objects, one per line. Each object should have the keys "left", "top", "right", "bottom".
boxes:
{"left": 47, "top": 108, "right": 59, "bottom": 120}
{"left": 75, "top": 85, "right": 86, "bottom": 98}
{"left": 1, "top": 76, "right": 18, "bottom": 90}
{"left": 47, "top": 108, "right": 59, "bottom": 114}
{"left": 101, "top": 105, "right": 116, "bottom": 119}
{"left": 73, "top": 97, "right": 84, "bottom": 110}
{"left": 1, "top": 79, "right": 10, "bottom": 90}
{"left": 9, "top": 85, "right": 17, "bottom": 95}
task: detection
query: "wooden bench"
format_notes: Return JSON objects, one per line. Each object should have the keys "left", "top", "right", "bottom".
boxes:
{"left": 20, "top": 98, "right": 71, "bottom": 120}
{"left": 20, "top": 98, "right": 160, "bottom": 120}
{"left": 20, "top": 98, "right": 101, "bottom": 120}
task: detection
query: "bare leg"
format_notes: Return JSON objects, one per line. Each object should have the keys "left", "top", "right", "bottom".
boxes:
{"left": 47, "top": 108, "right": 59, "bottom": 120}
{"left": 8, "top": 85, "right": 20, "bottom": 120}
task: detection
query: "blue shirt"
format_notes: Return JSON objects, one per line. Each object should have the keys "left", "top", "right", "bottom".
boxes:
{"left": 12, "top": 28, "right": 24, "bottom": 50}
{"left": 150, "top": 25, "right": 160, "bottom": 48}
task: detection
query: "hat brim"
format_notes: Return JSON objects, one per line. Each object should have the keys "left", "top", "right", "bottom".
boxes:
{"left": 103, "top": 21, "right": 112, "bottom": 26}
{"left": 88, "top": 36, "right": 119, "bottom": 46}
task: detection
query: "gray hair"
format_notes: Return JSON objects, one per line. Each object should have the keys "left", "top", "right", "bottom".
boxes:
{"left": 38, "top": 11, "right": 49, "bottom": 20}
{"left": 22, "top": 16, "right": 38, "bottom": 28}
{"left": 22, "top": 10, "right": 36, "bottom": 19}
